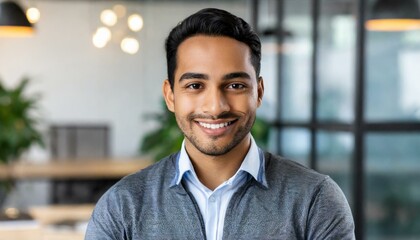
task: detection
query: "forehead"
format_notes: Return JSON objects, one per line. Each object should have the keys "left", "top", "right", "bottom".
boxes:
{"left": 177, "top": 35, "right": 250, "bottom": 58}
{"left": 175, "top": 35, "right": 254, "bottom": 76}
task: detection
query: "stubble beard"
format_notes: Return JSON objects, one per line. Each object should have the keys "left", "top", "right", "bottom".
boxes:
{"left": 177, "top": 113, "right": 256, "bottom": 156}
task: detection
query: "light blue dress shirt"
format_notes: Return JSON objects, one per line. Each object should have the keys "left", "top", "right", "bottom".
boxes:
{"left": 174, "top": 136, "right": 265, "bottom": 240}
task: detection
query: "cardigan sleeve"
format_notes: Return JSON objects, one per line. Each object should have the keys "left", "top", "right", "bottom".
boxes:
{"left": 306, "top": 177, "right": 355, "bottom": 240}
{"left": 85, "top": 188, "right": 128, "bottom": 240}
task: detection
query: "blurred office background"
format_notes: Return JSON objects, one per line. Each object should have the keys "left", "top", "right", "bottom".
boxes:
{"left": 0, "top": 0, "right": 419, "bottom": 239}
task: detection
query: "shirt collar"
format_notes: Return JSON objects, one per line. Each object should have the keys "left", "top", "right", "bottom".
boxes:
{"left": 171, "top": 135, "right": 267, "bottom": 187}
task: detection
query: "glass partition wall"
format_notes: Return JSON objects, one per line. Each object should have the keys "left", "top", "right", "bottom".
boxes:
{"left": 255, "top": 0, "right": 420, "bottom": 239}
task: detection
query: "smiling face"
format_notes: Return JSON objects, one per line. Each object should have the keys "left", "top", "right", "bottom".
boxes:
{"left": 163, "top": 35, "right": 264, "bottom": 157}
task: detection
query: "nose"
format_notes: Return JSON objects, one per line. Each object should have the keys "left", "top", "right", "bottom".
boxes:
{"left": 201, "top": 87, "right": 230, "bottom": 117}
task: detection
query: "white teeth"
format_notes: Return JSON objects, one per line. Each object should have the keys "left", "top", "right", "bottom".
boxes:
{"left": 199, "top": 121, "right": 231, "bottom": 129}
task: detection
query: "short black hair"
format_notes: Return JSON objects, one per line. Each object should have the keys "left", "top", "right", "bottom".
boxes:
{"left": 165, "top": 8, "right": 261, "bottom": 89}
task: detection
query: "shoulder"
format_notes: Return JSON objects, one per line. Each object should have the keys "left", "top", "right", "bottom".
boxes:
{"left": 109, "top": 153, "right": 178, "bottom": 196}
{"left": 91, "top": 153, "right": 178, "bottom": 214}
{"left": 264, "top": 152, "right": 328, "bottom": 188}
{"left": 263, "top": 152, "right": 355, "bottom": 238}
{"left": 86, "top": 153, "right": 179, "bottom": 239}
{"left": 262, "top": 152, "right": 349, "bottom": 211}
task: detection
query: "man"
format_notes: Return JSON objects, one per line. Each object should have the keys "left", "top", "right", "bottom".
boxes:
{"left": 86, "top": 8, "right": 355, "bottom": 239}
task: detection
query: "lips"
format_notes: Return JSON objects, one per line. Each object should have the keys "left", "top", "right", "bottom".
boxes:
{"left": 198, "top": 121, "right": 234, "bottom": 129}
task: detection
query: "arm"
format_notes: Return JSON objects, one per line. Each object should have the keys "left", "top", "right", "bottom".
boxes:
{"left": 306, "top": 177, "right": 355, "bottom": 240}
{"left": 85, "top": 189, "right": 128, "bottom": 240}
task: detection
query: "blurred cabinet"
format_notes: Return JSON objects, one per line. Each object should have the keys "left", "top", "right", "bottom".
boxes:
{"left": 49, "top": 124, "right": 112, "bottom": 204}
{"left": 50, "top": 125, "right": 109, "bottom": 160}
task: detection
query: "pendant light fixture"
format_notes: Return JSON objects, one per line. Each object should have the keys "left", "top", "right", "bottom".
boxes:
{"left": 93, "top": 4, "right": 143, "bottom": 54}
{"left": 0, "top": 1, "right": 33, "bottom": 37}
{"left": 366, "top": 0, "right": 420, "bottom": 31}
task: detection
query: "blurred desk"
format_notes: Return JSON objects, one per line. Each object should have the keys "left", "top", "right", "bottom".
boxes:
{"left": 0, "top": 158, "right": 153, "bottom": 180}
{"left": 0, "top": 204, "right": 94, "bottom": 240}
{"left": 0, "top": 158, "right": 154, "bottom": 204}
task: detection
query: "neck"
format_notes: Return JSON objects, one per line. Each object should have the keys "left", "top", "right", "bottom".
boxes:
{"left": 185, "top": 135, "right": 251, "bottom": 190}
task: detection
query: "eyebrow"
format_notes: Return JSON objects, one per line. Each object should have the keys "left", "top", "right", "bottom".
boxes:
{"left": 178, "top": 72, "right": 208, "bottom": 82}
{"left": 178, "top": 71, "right": 251, "bottom": 82}
{"left": 222, "top": 72, "right": 251, "bottom": 81}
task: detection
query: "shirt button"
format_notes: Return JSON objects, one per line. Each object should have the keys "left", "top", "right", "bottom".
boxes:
{"left": 209, "top": 196, "right": 216, "bottom": 202}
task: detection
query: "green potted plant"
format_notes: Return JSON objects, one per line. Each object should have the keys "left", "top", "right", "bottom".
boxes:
{"left": 139, "top": 100, "right": 270, "bottom": 161}
{"left": 0, "top": 78, "right": 44, "bottom": 205}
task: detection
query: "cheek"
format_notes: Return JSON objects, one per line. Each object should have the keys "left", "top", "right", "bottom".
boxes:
{"left": 174, "top": 95, "right": 196, "bottom": 114}
{"left": 228, "top": 94, "right": 258, "bottom": 113}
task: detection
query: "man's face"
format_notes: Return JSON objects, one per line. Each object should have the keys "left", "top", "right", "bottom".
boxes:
{"left": 163, "top": 35, "right": 264, "bottom": 156}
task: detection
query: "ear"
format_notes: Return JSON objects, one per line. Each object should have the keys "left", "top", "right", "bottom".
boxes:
{"left": 163, "top": 79, "right": 175, "bottom": 112}
{"left": 257, "top": 76, "right": 264, "bottom": 107}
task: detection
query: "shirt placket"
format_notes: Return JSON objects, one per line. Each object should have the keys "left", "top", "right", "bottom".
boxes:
{"left": 206, "top": 189, "right": 221, "bottom": 240}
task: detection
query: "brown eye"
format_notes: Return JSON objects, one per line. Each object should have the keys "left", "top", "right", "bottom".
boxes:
{"left": 187, "top": 83, "right": 202, "bottom": 89}
{"left": 228, "top": 83, "right": 245, "bottom": 89}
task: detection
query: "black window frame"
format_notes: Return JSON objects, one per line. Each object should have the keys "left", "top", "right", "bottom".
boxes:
{"left": 252, "top": 0, "right": 420, "bottom": 239}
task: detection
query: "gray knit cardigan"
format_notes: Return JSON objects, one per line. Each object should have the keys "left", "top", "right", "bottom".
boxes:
{"left": 86, "top": 152, "right": 355, "bottom": 240}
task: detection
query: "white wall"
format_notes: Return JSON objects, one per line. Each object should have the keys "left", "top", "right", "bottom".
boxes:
{"left": 0, "top": 0, "right": 250, "bottom": 160}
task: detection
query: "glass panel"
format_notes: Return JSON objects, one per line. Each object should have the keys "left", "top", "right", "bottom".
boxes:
{"left": 259, "top": 36, "right": 279, "bottom": 122}
{"left": 266, "top": 127, "right": 280, "bottom": 154}
{"left": 365, "top": 0, "right": 420, "bottom": 121}
{"left": 258, "top": 0, "right": 279, "bottom": 122}
{"left": 317, "top": 131, "right": 353, "bottom": 206}
{"left": 365, "top": 133, "right": 420, "bottom": 239}
{"left": 281, "top": 128, "right": 310, "bottom": 167}
{"left": 280, "top": 0, "right": 312, "bottom": 121}
{"left": 317, "top": 0, "right": 356, "bottom": 122}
